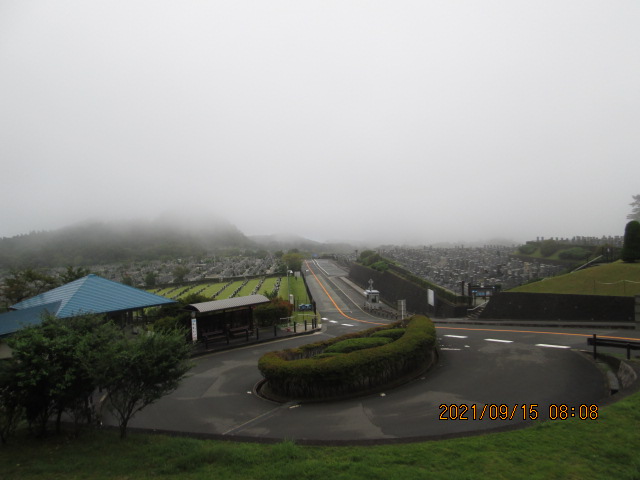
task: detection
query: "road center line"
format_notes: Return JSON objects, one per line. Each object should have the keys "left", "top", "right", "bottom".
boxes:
{"left": 536, "top": 344, "right": 571, "bottom": 349}
{"left": 485, "top": 338, "right": 513, "bottom": 343}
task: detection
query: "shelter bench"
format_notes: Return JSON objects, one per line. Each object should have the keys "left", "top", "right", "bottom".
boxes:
{"left": 228, "top": 325, "right": 252, "bottom": 339}
{"left": 201, "top": 329, "right": 227, "bottom": 349}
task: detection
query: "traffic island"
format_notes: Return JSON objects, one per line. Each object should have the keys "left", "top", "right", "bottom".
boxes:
{"left": 257, "top": 315, "right": 438, "bottom": 402}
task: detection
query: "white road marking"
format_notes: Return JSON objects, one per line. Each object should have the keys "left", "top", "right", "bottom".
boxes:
{"left": 485, "top": 338, "right": 513, "bottom": 343}
{"left": 536, "top": 344, "right": 571, "bottom": 349}
{"left": 440, "top": 348, "right": 462, "bottom": 351}
{"left": 329, "top": 320, "right": 338, "bottom": 324}
{"left": 341, "top": 323, "right": 354, "bottom": 327}
{"left": 444, "top": 335, "right": 468, "bottom": 339}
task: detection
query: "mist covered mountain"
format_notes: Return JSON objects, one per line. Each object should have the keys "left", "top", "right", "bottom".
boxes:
{"left": 0, "top": 217, "right": 253, "bottom": 269}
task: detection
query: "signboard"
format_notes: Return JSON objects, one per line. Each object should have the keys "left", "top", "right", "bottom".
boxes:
{"left": 428, "top": 289, "right": 435, "bottom": 307}
{"left": 467, "top": 284, "right": 501, "bottom": 298}
{"left": 191, "top": 315, "right": 198, "bottom": 343}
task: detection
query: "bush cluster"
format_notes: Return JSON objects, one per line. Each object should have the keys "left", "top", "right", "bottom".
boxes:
{"left": 540, "top": 239, "right": 562, "bottom": 257}
{"left": 558, "top": 247, "right": 591, "bottom": 261}
{"left": 253, "top": 298, "right": 293, "bottom": 327}
{"left": 325, "top": 337, "right": 392, "bottom": 354}
{"left": 258, "top": 316, "right": 436, "bottom": 400}
{"left": 518, "top": 244, "right": 537, "bottom": 255}
{"left": 371, "top": 328, "right": 406, "bottom": 340}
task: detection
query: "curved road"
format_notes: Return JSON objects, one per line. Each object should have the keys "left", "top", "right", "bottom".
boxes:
{"left": 120, "top": 259, "right": 635, "bottom": 444}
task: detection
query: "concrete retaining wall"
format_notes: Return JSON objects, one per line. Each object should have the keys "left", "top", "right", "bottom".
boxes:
{"left": 479, "top": 292, "right": 635, "bottom": 322}
{"left": 349, "top": 264, "right": 468, "bottom": 317}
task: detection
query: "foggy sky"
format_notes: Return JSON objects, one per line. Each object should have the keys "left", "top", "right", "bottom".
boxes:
{"left": 1, "top": 1, "right": 639, "bottom": 245}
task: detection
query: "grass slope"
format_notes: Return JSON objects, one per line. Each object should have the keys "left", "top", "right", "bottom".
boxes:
{"left": 2, "top": 376, "right": 639, "bottom": 479}
{"left": 509, "top": 262, "right": 640, "bottom": 296}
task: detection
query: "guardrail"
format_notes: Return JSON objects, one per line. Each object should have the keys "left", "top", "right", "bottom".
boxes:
{"left": 587, "top": 334, "right": 640, "bottom": 360}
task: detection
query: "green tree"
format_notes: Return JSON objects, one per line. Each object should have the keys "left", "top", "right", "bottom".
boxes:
{"left": 628, "top": 194, "right": 640, "bottom": 222}
{"left": 0, "top": 361, "right": 23, "bottom": 444}
{"left": 359, "top": 250, "right": 383, "bottom": 266}
{"left": 4, "top": 314, "right": 119, "bottom": 437}
{"left": 282, "top": 252, "right": 304, "bottom": 272}
{"left": 58, "top": 265, "right": 91, "bottom": 285}
{"left": 253, "top": 298, "right": 293, "bottom": 327}
{"left": 2, "top": 314, "right": 191, "bottom": 441}
{"left": 144, "top": 271, "right": 157, "bottom": 287}
{"left": 621, "top": 221, "right": 640, "bottom": 263}
{"left": 0, "top": 268, "right": 58, "bottom": 306}
{"left": 95, "top": 329, "right": 192, "bottom": 439}
{"left": 173, "top": 265, "right": 189, "bottom": 283}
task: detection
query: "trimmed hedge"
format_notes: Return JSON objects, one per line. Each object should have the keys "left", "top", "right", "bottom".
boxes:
{"left": 258, "top": 315, "right": 437, "bottom": 400}
{"left": 371, "top": 328, "right": 406, "bottom": 340}
{"left": 325, "top": 337, "right": 392, "bottom": 354}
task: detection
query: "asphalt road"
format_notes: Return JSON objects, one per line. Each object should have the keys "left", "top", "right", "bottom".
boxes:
{"left": 116, "top": 259, "right": 634, "bottom": 444}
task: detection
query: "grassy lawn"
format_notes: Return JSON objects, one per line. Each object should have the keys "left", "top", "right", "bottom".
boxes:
{"left": 2, "top": 374, "right": 639, "bottom": 479}
{"left": 149, "top": 275, "right": 310, "bottom": 314}
{"left": 509, "top": 262, "right": 640, "bottom": 296}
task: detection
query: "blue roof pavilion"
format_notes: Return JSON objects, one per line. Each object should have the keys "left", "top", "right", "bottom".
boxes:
{"left": 10, "top": 274, "right": 175, "bottom": 318}
{"left": 1, "top": 274, "right": 176, "bottom": 337}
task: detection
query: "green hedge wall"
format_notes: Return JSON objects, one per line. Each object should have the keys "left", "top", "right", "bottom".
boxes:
{"left": 371, "top": 328, "right": 406, "bottom": 340}
{"left": 325, "top": 336, "right": 392, "bottom": 353}
{"left": 257, "top": 315, "right": 437, "bottom": 400}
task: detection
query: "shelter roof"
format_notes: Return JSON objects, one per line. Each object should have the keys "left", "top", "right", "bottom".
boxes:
{"left": 0, "top": 302, "right": 61, "bottom": 337}
{"left": 10, "top": 274, "right": 175, "bottom": 318}
{"left": 186, "top": 294, "right": 270, "bottom": 314}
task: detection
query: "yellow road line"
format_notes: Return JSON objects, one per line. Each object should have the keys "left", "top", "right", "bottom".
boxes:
{"left": 305, "top": 260, "right": 385, "bottom": 326}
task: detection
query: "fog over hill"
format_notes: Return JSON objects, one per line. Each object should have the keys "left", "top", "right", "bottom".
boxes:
{"left": 0, "top": 217, "right": 360, "bottom": 270}
{"left": 0, "top": 218, "right": 253, "bottom": 269}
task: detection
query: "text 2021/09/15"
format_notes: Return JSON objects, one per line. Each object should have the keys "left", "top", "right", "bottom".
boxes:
{"left": 439, "top": 404, "right": 599, "bottom": 421}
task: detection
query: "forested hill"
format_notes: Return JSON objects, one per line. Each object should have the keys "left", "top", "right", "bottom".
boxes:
{"left": 0, "top": 220, "right": 253, "bottom": 269}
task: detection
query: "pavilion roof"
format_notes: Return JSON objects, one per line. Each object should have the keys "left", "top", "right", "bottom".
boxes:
{"left": 10, "top": 274, "right": 175, "bottom": 319}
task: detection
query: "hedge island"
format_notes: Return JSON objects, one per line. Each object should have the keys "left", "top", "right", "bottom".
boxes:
{"left": 257, "top": 315, "right": 437, "bottom": 401}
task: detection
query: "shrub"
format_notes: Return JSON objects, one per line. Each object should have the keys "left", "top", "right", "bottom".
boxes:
{"left": 540, "top": 239, "right": 561, "bottom": 257}
{"left": 314, "top": 353, "right": 343, "bottom": 360}
{"left": 153, "top": 316, "right": 181, "bottom": 331}
{"left": 253, "top": 298, "right": 293, "bottom": 327}
{"left": 518, "top": 244, "right": 537, "bottom": 255}
{"left": 371, "top": 328, "right": 406, "bottom": 340}
{"left": 325, "top": 337, "right": 392, "bottom": 354}
{"left": 558, "top": 247, "right": 591, "bottom": 261}
{"left": 370, "top": 260, "right": 390, "bottom": 272}
{"left": 359, "top": 251, "right": 383, "bottom": 267}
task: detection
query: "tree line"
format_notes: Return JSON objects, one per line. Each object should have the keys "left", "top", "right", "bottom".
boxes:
{"left": 0, "top": 314, "right": 192, "bottom": 443}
